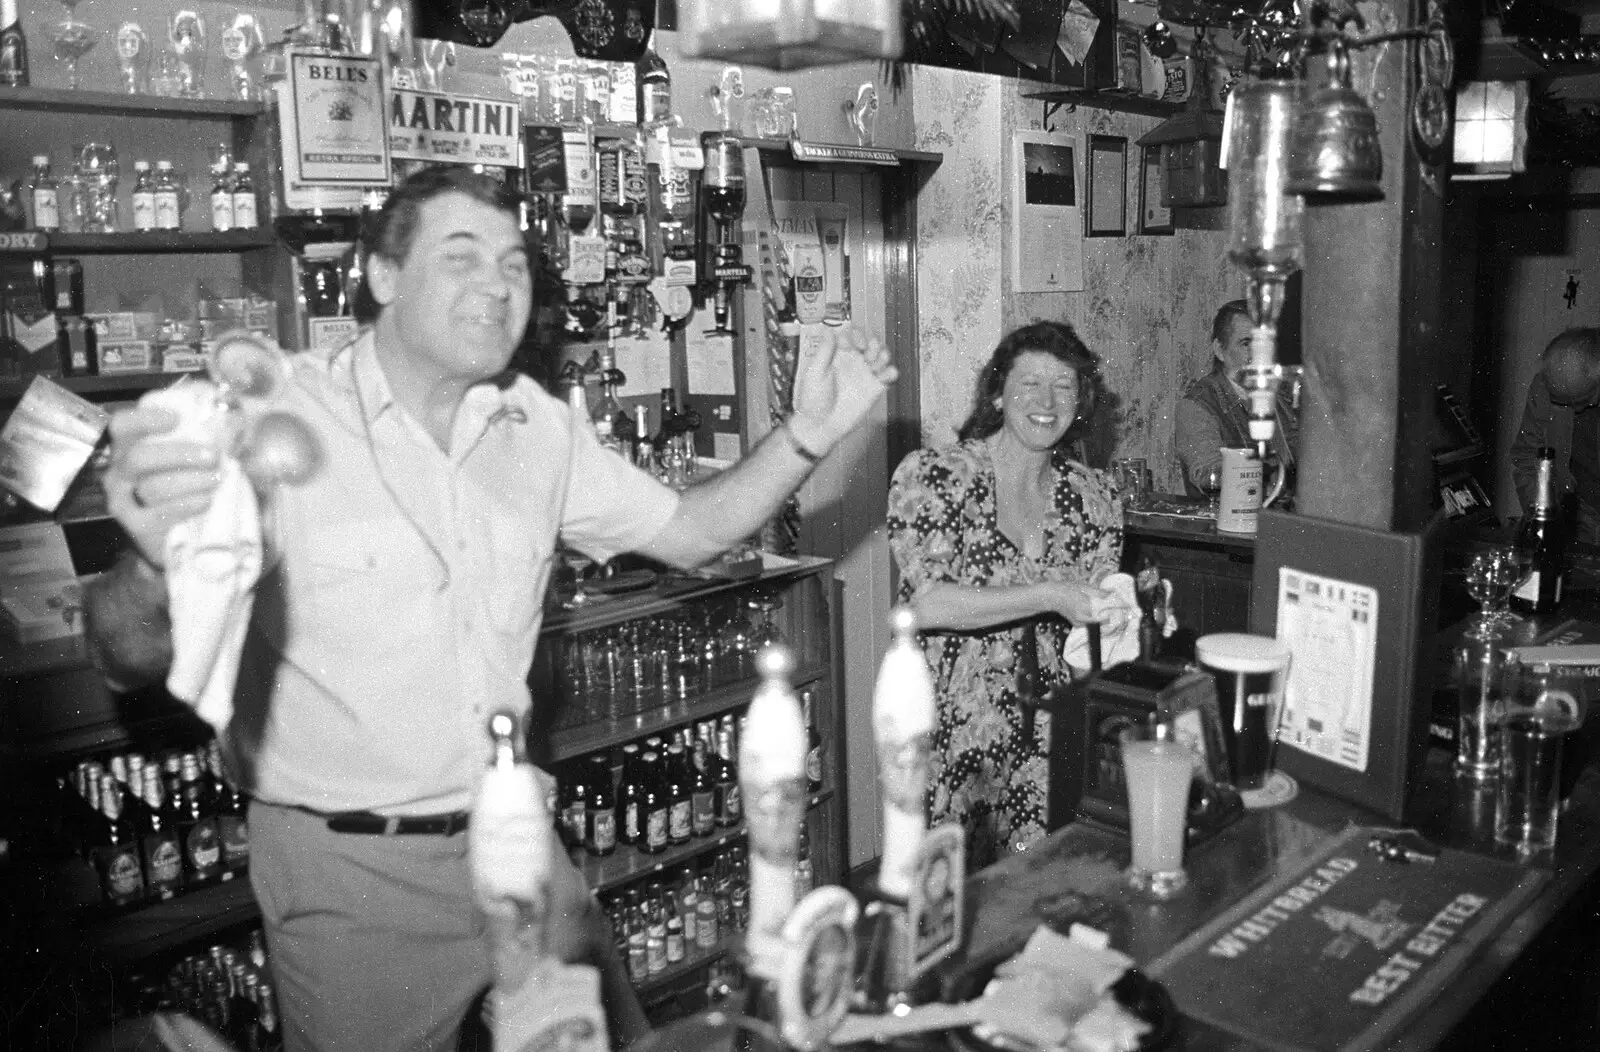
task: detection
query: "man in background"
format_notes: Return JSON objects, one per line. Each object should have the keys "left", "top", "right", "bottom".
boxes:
{"left": 1510, "top": 327, "right": 1600, "bottom": 545}
{"left": 1175, "top": 300, "right": 1299, "bottom": 499}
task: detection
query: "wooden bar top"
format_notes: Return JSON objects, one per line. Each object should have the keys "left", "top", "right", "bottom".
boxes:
{"left": 1123, "top": 496, "right": 1258, "bottom": 553}
{"left": 845, "top": 749, "right": 1600, "bottom": 1051}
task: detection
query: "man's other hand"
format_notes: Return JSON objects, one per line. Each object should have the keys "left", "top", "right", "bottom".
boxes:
{"left": 787, "top": 326, "right": 898, "bottom": 458}
{"left": 102, "top": 406, "right": 222, "bottom": 570}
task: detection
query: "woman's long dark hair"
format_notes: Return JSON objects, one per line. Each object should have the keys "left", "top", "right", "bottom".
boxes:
{"left": 956, "top": 321, "right": 1102, "bottom": 445}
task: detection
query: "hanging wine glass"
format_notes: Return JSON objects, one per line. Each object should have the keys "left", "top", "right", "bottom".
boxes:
{"left": 562, "top": 550, "right": 596, "bottom": 611}
{"left": 747, "top": 592, "right": 785, "bottom": 651}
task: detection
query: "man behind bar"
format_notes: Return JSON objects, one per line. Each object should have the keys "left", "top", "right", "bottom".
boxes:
{"left": 1175, "top": 299, "right": 1299, "bottom": 498}
{"left": 83, "top": 167, "right": 896, "bottom": 1052}
{"left": 1510, "top": 327, "right": 1600, "bottom": 545}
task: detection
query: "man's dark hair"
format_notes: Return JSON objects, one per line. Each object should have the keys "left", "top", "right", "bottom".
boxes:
{"left": 352, "top": 166, "right": 525, "bottom": 322}
{"left": 956, "top": 321, "right": 1101, "bottom": 446}
{"left": 1212, "top": 299, "right": 1250, "bottom": 345}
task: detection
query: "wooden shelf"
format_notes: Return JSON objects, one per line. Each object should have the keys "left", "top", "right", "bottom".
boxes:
{"left": 0, "top": 86, "right": 265, "bottom": 120}
{"left": 1022, "top": 88, "right": 1182, "bottom": 120}
{"left": 542, "top": 556, "right": 831, "bottom": 636}
{"left": 745, "top": 138, "right": 943, "bottom": 167}
{"left": 0, "top": 230, "right": 276, "bottom": 256}
{"left": 579, "top": 789, "right": 832, "bottom": 893}
{"left": 0, "top": 633, "right": 94, "bottom": 680}
{"left": 87, "top": 872, "right": 259, "bottom": 965}
{"left": 635, "top": 932, "right": 739, "bottom": 998}
{"left": 547, "top": 662, "right": 828, "bottom": 763}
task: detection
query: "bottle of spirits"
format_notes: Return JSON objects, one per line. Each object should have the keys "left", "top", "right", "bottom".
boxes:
{"left": 230, "top": 163, "right": 258, "bottom": 229}
{"left": 794, "top": 825, "right": 813, "bottom": 900}
{"left": 585, "top": 753, "right": 616, "bottom": 858}
{"left": 176, "top": 752, "right": 222, "bottom": 885}
{"left": 637, "top": 31, "right": 671, "bottom": 127}
{"left": 664, "top": 888, "right": 686, "bottom": 964}
{"left": 27, "top": 156, "right": 59, "bottom": 231}
{"left": 665, "top": 741, "right": 692, "bottom": 846}
{"left": 616, "top": 742, "right": 644, "bottom": 847}
{"left": 139, "top": 768, "right": 185, "bottom": 901}
{"left": 130, "top": 161, "right": 156, "bottom": 231}
{"left": 592, "top": 341, "right": 627, "bottom": 455}
{"left": 689, "top": 734, "right": 717, "bottom": 838}
{"left": 640, "top": 750, "right": 669, "bottom": 854}
{"left": 0, "top": 0, "right": 28, "bottom": 87}
{"left": 1511, "top": 446, "right": 1567, "bottom": 616}
{"left": 213, "top": 770, "right": 250, "bottom": 880}
{"left": 712, "top": 723, "right": 741, "bottom": 828}
{"left": 802, "top": 689, "right": 823, "bottom": 794}
{"left": 559, "top": 761, "right": 589, "bottom": 852}
{"left": 153, "top": 161, "right": 182, "bottom": 231}
{"left": 94, "top": 778, "right": 146, "bottom": 908}
{"left": 632, "top": 405, "right": 654, "bottom": 474}
{"left": 625, "top": 894, "right": 648, "bottom": 982}
{"left": 209, "top": 162, "right": 234, "bottom": 232}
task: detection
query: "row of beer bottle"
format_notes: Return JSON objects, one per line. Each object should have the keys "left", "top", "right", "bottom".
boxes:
{"left": 557, "top": 696, "right": 822, "bottom": 859}
{"left": 120, "top": 928, "right": 280, "bottom": 1052}
{"left": 59, "top": 741, "right": 249, "bottom": 909}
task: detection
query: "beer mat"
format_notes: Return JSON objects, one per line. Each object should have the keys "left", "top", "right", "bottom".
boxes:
{"left": 1144, "top": 825, "right": 1547, "bottom": 1052}
{"left": 1240, "top": 771, "right": 1299, "bottom": 810}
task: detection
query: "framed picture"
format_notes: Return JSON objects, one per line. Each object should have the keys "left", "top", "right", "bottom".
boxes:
{"left": 1250, "top": 509, "right": 1435, "bottom": 820}
{"left": 1138, "top": 145, "right": 1174, "bottom": 235}
{"left": 1012, "top": 130, "right": 1084, "bottom": 292}
{"left": 1085, "top": 134, "right": 1128, "bottom": 238}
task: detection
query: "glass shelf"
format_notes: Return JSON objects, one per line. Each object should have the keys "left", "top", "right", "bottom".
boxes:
{"left": 0, "top": 86, "right": 265, "bottom": 120}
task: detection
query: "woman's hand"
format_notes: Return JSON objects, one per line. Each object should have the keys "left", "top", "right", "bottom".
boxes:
{"left": 1042, "top": 580, "right": 1136, "bottom": 626}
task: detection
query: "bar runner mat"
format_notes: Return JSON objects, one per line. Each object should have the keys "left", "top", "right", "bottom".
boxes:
{"left": 1144, "top": 825, "right": 1548, "bottom": 1052}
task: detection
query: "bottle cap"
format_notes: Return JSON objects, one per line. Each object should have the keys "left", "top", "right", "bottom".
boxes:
{"left": 236, "top": 163, "right": 250, "bottom": 172}
{"left": 157, "top": 160, "right": 173, "bottom": 170}
{"left": 32, "top": 155, "right": 47, "bottom": 166}
{"left": 134, "top": 160, "right": 150, "bottom": 171}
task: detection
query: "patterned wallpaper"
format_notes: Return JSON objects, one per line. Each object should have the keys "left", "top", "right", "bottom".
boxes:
{"left": 913, "top": 69, "right": 1241, "bottom": 491}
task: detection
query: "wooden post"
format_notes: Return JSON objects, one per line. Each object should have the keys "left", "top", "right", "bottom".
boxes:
{"left": 1297, "top": 0, "right": 1448, "bottom": 533}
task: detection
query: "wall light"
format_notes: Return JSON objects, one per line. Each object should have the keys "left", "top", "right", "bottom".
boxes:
{"left": 678, "top": 0, "right": 902, "bottom": 70}
{"left": 1452, "top": 80, "right": 1529, "bottom": 180}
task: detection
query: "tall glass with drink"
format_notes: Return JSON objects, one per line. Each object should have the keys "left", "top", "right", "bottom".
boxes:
{"left": 1495, "top": 681, "right": 1581, "bottom": 858}
{"left": 1121, "top": 720, "right": 1195, "bottom": 899}
{"left": 1196, "top": 633, "right": 1291, "bottom": 792}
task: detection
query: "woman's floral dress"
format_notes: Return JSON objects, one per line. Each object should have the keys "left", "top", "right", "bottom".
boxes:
{"left": 886, "top": 438, "right": 1122, "bottom": 867}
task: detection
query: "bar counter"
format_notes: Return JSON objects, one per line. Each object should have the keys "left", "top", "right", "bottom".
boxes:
{"left": 1122, "top": 496, "right": 1256, "bottom": 638}
{"left": 843, "top": 748, "right": 1600, "bottom": 1051}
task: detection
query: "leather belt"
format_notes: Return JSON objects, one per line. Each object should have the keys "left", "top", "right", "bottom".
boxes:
{"left": 324, "top": 809, "right": 471, "bottom": 836}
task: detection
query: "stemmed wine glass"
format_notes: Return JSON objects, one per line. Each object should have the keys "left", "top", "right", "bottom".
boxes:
{"left": 562, "top": 551, "right": 595, "bottom": 611}
{"left": 1464, "top": 547, "right": 1530, "bottom": 637}
{"left": 51, "top": 2, "right": 100, "bottom": 92}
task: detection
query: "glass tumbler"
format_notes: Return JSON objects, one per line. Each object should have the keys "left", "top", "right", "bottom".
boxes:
{"left": 1453, "top": 622, "right": 1510, "bottom": 784}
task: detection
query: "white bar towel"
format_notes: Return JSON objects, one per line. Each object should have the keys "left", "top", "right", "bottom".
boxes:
{"left": 163, "top": 456, "right": 262, "bottom": 734}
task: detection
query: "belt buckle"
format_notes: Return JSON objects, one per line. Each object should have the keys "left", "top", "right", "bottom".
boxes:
{"left": 441, "top": 811, "right": 465, "bottom": 836}
{"left": 384, "top": 815, "right": 401, "bottom": 835}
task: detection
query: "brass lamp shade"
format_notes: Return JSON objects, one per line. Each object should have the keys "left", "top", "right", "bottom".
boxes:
{"left": 1286, "top": 41, "right": 1384, "bottom": 199}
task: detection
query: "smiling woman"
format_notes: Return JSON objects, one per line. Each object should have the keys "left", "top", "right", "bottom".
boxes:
{"left": 886, "top": 321, "right": 1128, "bottom": 866}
